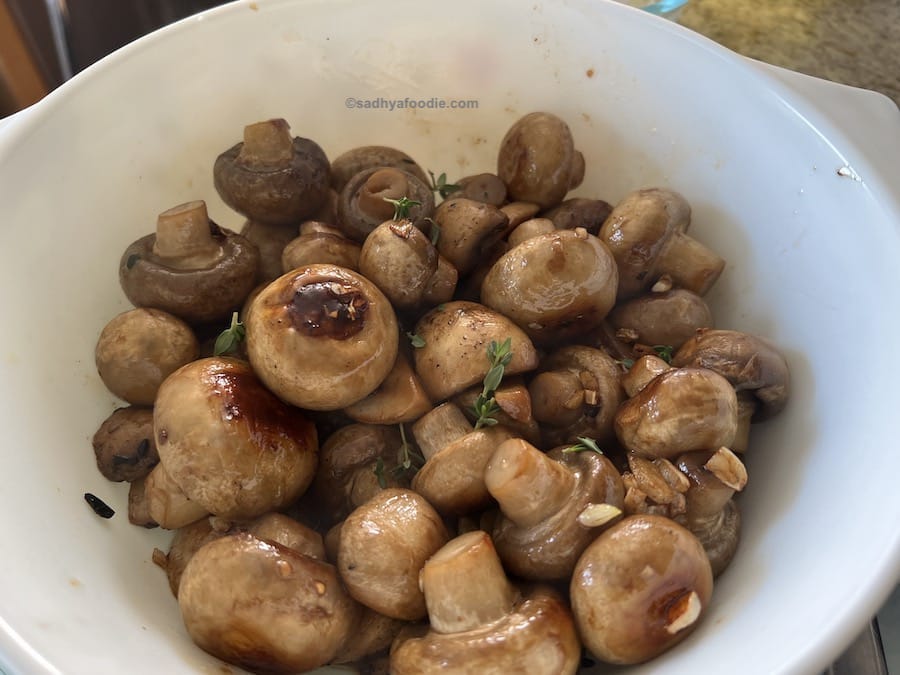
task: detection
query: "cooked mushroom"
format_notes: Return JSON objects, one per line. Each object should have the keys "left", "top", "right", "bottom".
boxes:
{"left": 392, "top": 530, "right": 581, "bottom": 674}
{"left": 337, "top": 167, "right": 434, "bottom": 242}
{"left": 541, "top": 197, "right": 613, "bottom": 235}
{"left": 599, "top": 188, "right": 725, "bottom": 300}
{"left": 127, "top": 476, "right": 156, "bottom": 528}
{"left": 481, "top": 228, "right": 618, "bottom": 345}
{"left": 153, "top": 357, "right": 319, "bottom": 520}
{"left": 528, "top": 345, "right": 625, "bottom": 446}
{"left": 506, "top": 217, "right": 556, "bottom": 248}
{"left": 453, "top": 173, "right": 507, "bottom": 206}
{"left": 95, "top": 308, "right": 198, "bottom": 405}
{"left": 92, "top": 406, "right": 158, "bottom": 482}
{"left": 178, "top": 532, "right": 359, "bottom": 673}
{"left": 621, "top": 354, "right": 671, "bottom": 398}
{"left": 332, "top": 607, "right": 408, "bottom": 667}
{"left": 672, "top": 328, "right": 790, "bottom": 421}
{"left": 281, "top": 221, "right": 362, "bottom": 273}
{"left": 410, "top": 402, "right": 517, "bottom": 516}
{"left": 213, "top": 118, "right": 331, "bottom": 225}
{"left": 119, "top": 200, "right": 260, "bottom": 324}
{"left": 614, "top": 367, "right": 738, "bottom": 459}
{"left": 337, "top": 488, "right": 449, "bottom": 620}
{"left": 343, "top": 352, "right": 432, "bottom": 425}
{"left": 452, "top": 377, "right": 541, "bottom": 445}
{"left": 485, "top": 438, "right": 624, "bottom": 580}
{"left": 155, "top": 516, "right": 223, "bottom": 596}
{"left": 570, "top": 514, "right": 714, "bottom": 665}
{"left": 609, "top": 288, "right": 713, "bottom": 350}
{"left": 431, "top": 197, "right": 509, "bottom": 276}
{"left": 239, "top": 219, "right": 299, "bottom": 284}
{"left": 620, "top": 454, "right": 690, "bottom": 519}
{"left": 330, "top": 145, "right": 428, "bottom": 192}
{"left": 412, "top": 301, "right": 539, "bottom": 402}
{"left": 497, "top": 111, "right": 584, "bottom": 209}
{"left": 244, "top": 512, "right": 327, "bottom": 562}
{"left": 144, "top": 462, "right": 209, "bottom": 530}
{"left": 245, "top": 264, "right": 399, "bottom": 410}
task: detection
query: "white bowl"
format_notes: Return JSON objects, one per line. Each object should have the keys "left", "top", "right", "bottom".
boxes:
{"left": 2, "top": 1, "right": 900, "bottom": 673}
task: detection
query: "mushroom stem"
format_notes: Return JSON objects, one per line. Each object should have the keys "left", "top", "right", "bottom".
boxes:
{"left": 485, "top": 438, "right": 576, "bottom": 527}
{"left": 237, "top": 118, "right": 294, "bottom": 168}
{"left": 152, "top": 200, "right": 224, "bottom": 268}
{"left": 420, "top": 531, "right": 518, "bottom": 634}
{"left": 656, "top": 231, "right": 725, "bottom": 296}
{"left": 530, "top": 371, "right": 585, "bottom": 427}
{"left": 358, "top": 168, "right": 409, "bottom": 221}
{"left": 412, "top": 403, "right": 473, "bottom": 461}
{"left": 732, "top": 393, "right": 757, "bottom": 453}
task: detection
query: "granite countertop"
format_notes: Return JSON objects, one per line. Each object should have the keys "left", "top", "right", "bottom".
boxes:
{"left": 676, "top": 0, "right": 900, "bottom": 107}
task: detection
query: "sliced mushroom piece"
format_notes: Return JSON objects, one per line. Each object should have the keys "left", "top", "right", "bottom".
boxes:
{"left": 410, "top": 403, "right": 517, "bottom": 516}
{"left": 213, "top": 118, "right": 331, "bottom": 225}
{"left": 453, "top": 173, "right": 507, "bottom": 206}
{"left": 599, "top": 188, "right": 725, "bottom": 300}
{"left": 337, "top": 167, "right": 435, "bottom": 242}
{"left": 92, "top": 406, "right": 159, "bottom": 482}
{"left": 412, "top": 301, "right": 539, "bottom": 402}
{"left": 541, "top": 197, "right": 613, "bottom": 235}
{"left": 154, "top": 357, "right": 319, "bottom": 520}
{"left": 528, "top": 345, "right": 625, "bottom": 446}
{"left": 481, "top": 228, "right": 618, "bottom": 345}
{"left": 497, "top": 111, "right": 584, "bottom": 209}
{"left": 485, "top": 438, "right": 624, "bottom": 580}
{"left": 337, "top": 488, "right": 449, "bottom": 620}
{"left": 119, "top": 200, "right": 260, "bottom": 324}
{"left": 609, "top": 288, "right": 713, "bottom": 350}
{"left": 344, "top": 352, "right": 432, "bottom": 425}
{"left": 620, "top": 454, "right": 689, "bottom": 519}
{"left": 432, "top": 197, "right": 509, "bottom": 276}
{"left": 178, "top": 532, "right": 360, "bottom": 673}
{"left": 330, "top": 145, "right": 428, "bottom": 192}
{"left": 245, "top": 264, "right": 399, "bottom": 410}
{"left": 570, "top": 514, "right": 714, "bottom": 665}
{"left": 281, "top": 221, "right": 362, "bottom": 273}
{"left": 95, "top": 308, "right": 198, "bottom": 406}
{"left": 392, "top": 530, "right": 581, "bottom": 675}
{"left": 672, "top": 328, "right": 790, "bottom": 421}
{"left": 614, "top": 367, "right": 738, "bottom": 459}
{"left": 239, "top": 219, "right": 299, "bottom": 284}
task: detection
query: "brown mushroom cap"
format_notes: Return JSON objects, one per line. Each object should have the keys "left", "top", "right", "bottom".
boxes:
{"left": 481, "top": 229, "right": 618, "bottom": 345}
{"left": 243, "top": 512, "right": 327, "bottom": 561}
{"left": 541, "top": 197, "right": 613, "bottom": 235}
{"left": 432, "top": 197, "right": 509, "bottom": 276}
{"left": 95, "top": 308, "right": 198, "bottom": 405}
{"left": 330, "top": 145, "right": 428, "bottom": 192}
{"left": 672, "top": 328, "right": 790, "bottom": 420}
{"left": 245, "top": 264, "right": 399, "bottom": 410}
{"left": 281, "top": 225, "right": 361, "bottom": 273}
{"left": 92, "top": 406, "right": 159, "bottom": 482}
{"left": 454, "top": 173, "right": 508, "bottom": 206}
{"left": 337, "top": 488, "right": 449, "bottom": 620}
{"left": 178, "top": 532, "right": 360, "bottom": 673}
{"left": 213, "top": 119, "right": 331, "bottom": 226}
{"left": 343, "top": 352, "right": 432, "bottom": 426}
{"left": 412, "top": 301, "right": 540, "bottom": 402}
{"left": 153, "top": 357, "right": 318, "bottom": 520}
{"left": 119, "top": 202, "right": 260, "bottom": 325}
{"left": 497, "top": 111, "right": 584, "bottom": 209}
{"left": 599, "top": 188, "right": 725, "bottom": 300}
{"left": 157, "top": 517, "right": 223, "bottom": 596}
{"left": 614, "top": 367, "right": 738, "bottom": 459}
{"left": 609, "top": 289, "right": 714, "bottom": 350}
{"left": 358, "top": 218, "right": 439, "bottom": 310}
{"left": 337, "top": 167, "right": 435, "bottom": 242}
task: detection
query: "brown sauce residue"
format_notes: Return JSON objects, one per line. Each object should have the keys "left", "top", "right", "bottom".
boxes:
{"left": 288, "top": 281, "right": 368, "bottom": 340}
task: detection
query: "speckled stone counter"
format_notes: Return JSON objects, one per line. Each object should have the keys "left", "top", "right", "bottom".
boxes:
{"left": 677, "top": 0, "right": 900, "bottom": 107}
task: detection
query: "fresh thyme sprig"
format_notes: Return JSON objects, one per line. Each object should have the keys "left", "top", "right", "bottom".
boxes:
{"left": 373, "top": 424, "right": 424, "bottom": 489}
{"left": 427, "top": 170, "right": 461, "bottom": 199}
{"left": 562, "top": 436, "right": 604, "bottom": 455}
{"left": 472, "top": 338, "right": 513, "bottom": 429}
{"left": 213, "top": 312, "right": 245, "bottom": 356}
{"left": 653, "top": 344, "right": 675, "bottom": 363}
{"left": 383, "top": 196, "right": 422, "bottom": 220}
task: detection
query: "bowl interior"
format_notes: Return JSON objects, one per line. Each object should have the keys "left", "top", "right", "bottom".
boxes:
{"left": 1, "top": 0, "right": 899, "bottom": 673}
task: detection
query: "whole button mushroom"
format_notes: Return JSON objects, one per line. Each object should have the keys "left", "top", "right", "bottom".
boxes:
{"left": 570, "top": 514, "right": 714, "bottom": 665}
{"left": 343, "top": 352, "right": 433, "bottom": 426}
{"left": 609, "top": 288, "right": 714, "bottom": 351}
{"left": 178, "top": 533, "right": 360, "bottom": 673}
{"left": 614, "top": 367, "right": 738, "bottom": 459}
{"left": 213, "top": 118, "right": 330, "bottom": 225}
{"left": 391, "top": 530, "right": 581, "bottom": 675}
{"left": 481, "top": 228, "right": 619, "bottom": 345}
{"left": 281, "top": 221, "right": 362, "bottom": 273}
{"left": 337, "top": 167, "right": 435, "bottom": 242}
{"left": 337, "top": 488, "right": 449, "bottom": 621}
{"left": 154, "top": 517, "right": 224, "bottom": 596}
{"left": 329, "top": 145, "right": 429, "bottom": 193}
{"left": 497, "top": 111, "right": 585, "bottom": 209}
{"left": 91, "top": 406, "right": 159, "bottom": 482}
{"left": 153, "top": 357, "right": 319, "bottom": 521}
{"left": 245, "top": 264, "right": 399, "bottom": 411}
{"left": 432, "top": 197, "right": 509, "bottom": 276}
{"left": 541, "top": 197, "right": 613, "bottom": 235}
{"left": 485, "top": 438, "right": 624, "bottom": 580}
{"left": 95, "top": 308, "right": 198, "bottom": 405}
{"left": 119, "top": 200, "right": 260, "bottom": 324}
{"left": 453, "top": 172, "right": 508, "bottom": 206}
{"left": 599, "top": 188, "right": 725, "bottom": 300}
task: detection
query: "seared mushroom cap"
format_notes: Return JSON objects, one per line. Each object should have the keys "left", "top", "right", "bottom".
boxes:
{"left": 570, "top": 514, "right": 714, "bottom": 665}
{"left": 337, "top": 167, "right": 434, "bottom": 242}
{"left": 243, "top": 512, "right": 328, "bottom": 561}
{"left": 672, "top": 328, "right": 790, "bottom": 420}
{"left": 337, "top": 488, "right": 449, "bottom": 620}
{"left": 245, "top": 264, "right": 399, "bottom": 410}
{"left": 179, "top": 532, "right": 359, "bottom": 673}
{"left": 213, "top": 119, "right": 331, "bottom": 225}
{"left": 281, "top": 223, "right": 361, "bottom": 273}
{"left": 454, "top": 173, "right": 508, "bottom": 206}
{"left": 239, "top": 220, "right": 299, "bottom": 284}
{"left": 343, "top": 352, "right": 432, "bottom": 425}
{"left": 609, "top": 289, "right": 713, "bottom": 350}
{"left": 599, "top": 188, "right": 725, "bottom": 300}
{"left": 359, "top": 218, "right": 439, "bottom": 310}
{"left": 119, "top": 201, "right": 260, "bottom": 324}
{"left": 481, "top": 228, "right": 618, "bottom": 345}
{"left": 412, "top": 301, "right": 540, "bottom": 402}
{"left": 497, "top": 111, "right": 584, "bottom": 209}
{"left": 330, "top": 145, "right": 428, "bottom": 192}
{"left": 432, "top": 197, "right": 509, "bottom": 276}
{"left": 541, "top": 197, "right": 613, "bottom": 235}
{"left": 95, "top": 308, "right": 198, "bottom": 405}
{"left": 92, "top": 406, "right": 158, "bottom": 482}
{"left": 154, "top": 357, "right": 318, "bottom": 520}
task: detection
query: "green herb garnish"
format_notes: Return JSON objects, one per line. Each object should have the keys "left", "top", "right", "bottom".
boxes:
{"left": 395, "top": 423, "right": 424, "bottom": 475}
{"left": 653, "top": 344, "right": 675, "bottom": 363}
{"left": 472, "top": 338, "right": 513, "bottom": 429}
{"left": 373, "top": 457, "right": 387, "bottom": 489}
{"left": 406, "top": 332, "right": 426, "bottom": 349}
{"left": 562, "top": 436, "right": 604, "bottom": 455}
{"left": 213, "top": 312, "right": 245, "bottom": 356}
{"left": 383, "top": 196, "right": 422, "bottom": 220}
{"left": 428, "top": 170, "right": 461, "bottom": 199}
{"left": 617, "top": 357, "right": 635, "bottom": 370}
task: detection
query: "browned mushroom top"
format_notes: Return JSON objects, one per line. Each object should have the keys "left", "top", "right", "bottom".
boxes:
{"left": 609, "top": 288, "right": 713, "bottom": 350}
{"left": 329, "top": 145, "right": 428, "bottom": 192}
{"left": 337, "top": 167, "right": 434, "bottom": 242}
{"left": 92, "top": 406, "right": 158, "bottom": 482}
